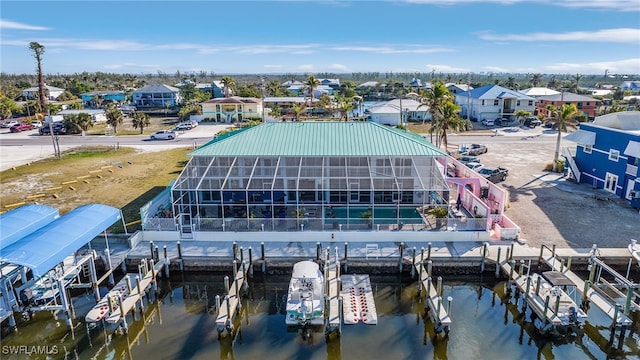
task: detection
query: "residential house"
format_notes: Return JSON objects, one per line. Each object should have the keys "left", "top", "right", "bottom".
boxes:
{"left": 446, "top": 83, "right": 473, "bottom": 95}
{"left": 319, "top": 78, "right": 340, "bottom": 90}
{"left": 563, "top": 111, "right": 640, "bottom": 208}
{"left": 365, "top": 98, "right": 429, "bottom": 126}
{"left": 80, "top": 90, "right": 126, "bottom": 108}
{"left": 132, "top": 84, "right": 182, "bottom": 107}
{"left": 22, "top": 84, "right": 65, "bottom": 101}
{"left": 519, "top": 87, "right": 560, "bottom": 97}
{"left": 56, "top": 109, "right": 107, "bottom": 123}
{"left": 620, "top": 81, "right": 640, "bottom": 94}
{"left": 535, "top": 92, "right": 600, "bottom": 120}
{"left": 201, "top": 96, "right": 263, "bottom": 123}
{"left": 174, "top": 80, "right": 222, "bottom": 98}
{"left": 455, "top": 84, "right": 537, "bottom": 123}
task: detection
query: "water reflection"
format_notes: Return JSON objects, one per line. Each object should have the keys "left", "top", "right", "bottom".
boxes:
{"left": 0, "top": 272, "right": 638, "bottom": 359}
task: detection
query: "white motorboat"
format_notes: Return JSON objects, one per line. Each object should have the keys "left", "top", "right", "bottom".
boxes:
{"left": 629, "top": 239, "right": 640, "bottom": 266}
{"left": 285, "top": 260, "right": 324, "bottom": 326}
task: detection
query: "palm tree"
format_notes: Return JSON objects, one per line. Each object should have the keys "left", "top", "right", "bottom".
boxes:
{"left": 105, "top": 104, "right": 123, "bottom": 134}
{"left": 304, "top": 75, "right": 321, "bottom": 109}
{"left": 335, "top": 95, "right": 354, "bottom": 121}
{"left": 530, "top": 73, "right": 543, "bottom": 87}
{"left": 437, "top": 101, "right": 469, "bottom": 151}
{"left": 292, "top": 103, "right": 306, "bottom": 121}
{"left": 29, "top": 42, "right": 47, "bottom": 112}
{"left": 220, "top": 76, "right": 236, "bottom": 98}
{"left": 514, "top": 109, "right": 531, "bottom": 125}
{"left": 132, "top": 112, "right": 151, "bottom": 134}
{"left": 573, "top": 73, "right": 583, "bottom": 92}
{"left": 418, "top": 81, "right": 453, "bottom": 145}
{"left": 543, "top": 103, "right": 579, "bottom": 172}
{"left": 76, "top": 112, "right": 93, "bottom": 136}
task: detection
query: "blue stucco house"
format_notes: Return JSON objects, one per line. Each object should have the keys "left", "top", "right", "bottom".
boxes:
{"left": 80, "top": 90, "right": 126, "bottom": 108}
{"left": 564, "top": 111, "right": 640, "bottom": 208}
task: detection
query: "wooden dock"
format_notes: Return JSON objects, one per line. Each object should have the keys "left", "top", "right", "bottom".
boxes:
{"left": 324, "top": 249, "right": 341, "bottom": 338}
{"left": 414, "top": 259, "right": 451, "bottom": 334}
{"left": 341, "top": 274, "right": 377, "bottom": 325}
{"left": 540, "top": 252, "right": 633, "bottom": 327}
{"left": 86, "top": 258, "right": 165, "bottom": 332}
{"left": 497, "top": 259, "right": 586, "bottom": 328}
{"left": 216, "top": 261, "right": 249, "bottom": 336}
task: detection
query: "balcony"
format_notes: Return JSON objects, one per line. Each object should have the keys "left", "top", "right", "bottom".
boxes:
{"left": 626, "top": 164, "right": 638, "bottom": 177}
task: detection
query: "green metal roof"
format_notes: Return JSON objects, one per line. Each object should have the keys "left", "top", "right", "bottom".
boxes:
{"left": 190, "top": 122, "right": 446, "bottom": 157}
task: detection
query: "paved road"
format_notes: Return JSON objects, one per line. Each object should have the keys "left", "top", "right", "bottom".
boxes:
{"left": 0, "top": 124, "right": 231, "bottom": 171}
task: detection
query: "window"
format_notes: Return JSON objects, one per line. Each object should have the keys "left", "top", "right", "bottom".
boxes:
{"left": 604, "top": 172, "right": 618, "bottom": 193}
{"left": 493, "top": 100, "right": 499, "bottom": 106}
{"left": 528, "top": 100, "right": 533, "bottom": 106}
{"left": 583, "top": 145, "right": 592, "bottom": 154}
{"left": 482, "top": 100, "right": 485, "bottom": 106}
{"left": 609, "top": 149, "right": 620, "bottom": 162}
{"left": 516, "top": 100, "right": 520, "bottom": 106}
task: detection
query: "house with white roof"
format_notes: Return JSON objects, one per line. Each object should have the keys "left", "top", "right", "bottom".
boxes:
{"left": 519, "top": 87, "right": 560, "bottom": 97}
{"left": 22, "top": 84, "right": 65, "bottom": 101}
{"left": 132, "top": 84, "right": 182, "bottom": 107}
{"left": 201, "top": 96, "right": 262, "bottom": 123}
{"left": 455, "top": 84, "right": 537, "bottom": 123}
{"left": 365, "top": 99, "right": 429, "bottom": 126}
{"left": 446, "top": 83, "right": 472, "bottom": 95}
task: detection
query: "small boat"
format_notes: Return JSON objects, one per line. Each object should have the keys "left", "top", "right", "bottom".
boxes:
{"left": 629, "top": 239, "right": 640, "bottom": 266}
{"left": 285, "top": 260, "right": 324, "bottom": 326}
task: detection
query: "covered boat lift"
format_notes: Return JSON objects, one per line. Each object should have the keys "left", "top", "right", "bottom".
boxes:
{"left": 0, "top": 204, "right": 124, "bottom": 331}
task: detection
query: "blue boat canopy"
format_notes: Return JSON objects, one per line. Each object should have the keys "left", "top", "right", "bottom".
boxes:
{"left": 0, "top": 204, "right": 121, "bottom": 278}
{"left": 0, "top": 204, "right": 59, "bottom": 250}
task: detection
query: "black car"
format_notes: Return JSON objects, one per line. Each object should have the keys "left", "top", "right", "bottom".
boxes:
{"left": 39, "top": 123, "right": 66, "bottom": 135}
{"left": 523, "top": 117, "right": 542, "bottom": 128}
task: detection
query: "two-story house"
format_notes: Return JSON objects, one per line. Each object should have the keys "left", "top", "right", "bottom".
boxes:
{"left": 455, "top": 84, "right": 536, "bottom": 123}
{"left": 620, "top": 81, "right": 640, "bottom": 94}
{"left": 22, "top": 84, "right": 65, "bottom": 101}
{"left": 564, "top": 111, "right": 640, "bottom": 208}
{"left": 536, "top": 92, "right": 600, "bottom": 120}
{"left": 201, "top": 96, "right": 263, "bottom": 123}
{"left": 132, "top": 84, "right": 182, "bottom": 107}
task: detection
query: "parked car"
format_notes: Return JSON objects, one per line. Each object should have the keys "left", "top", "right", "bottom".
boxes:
{"left": 39, "top": 122, "right": 66, "bottom": 135}
{"left": 494, "top": 118, "right": 509, "bottom": 126}
{"left": 458, "top": 155, "right": 480, "bottom": 165}
{"left": 465, "top": 162, "right": 484, "bottom": 171}
{"left": 150, "top": 130, "right": 177, "bottom": 140}
{"left": 30, "top": 121, "right": 43, "bottom": 128}
{"left": 481, "top": 118, "right": 495, "bottom": 127}
{"left": 1, "top": 120, "right": 19, "bottom": 128}
{"left": 9, "top": 123, "right": 34, "bottom": 133}
{"left": 466, "top": 143, "right": 488, "bottom": 156}
{"left": 523, "top": 117, "right": 542, "bottom": 128}
{"left": 174, "top": 122, "right": 194, "bottom": 131}
{"left": 478, "top": 167, "right": 509, "bottom": 183}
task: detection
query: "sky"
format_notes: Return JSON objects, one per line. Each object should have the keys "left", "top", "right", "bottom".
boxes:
{"left": 1, "top": 0, "right": 639, "bottom": 76}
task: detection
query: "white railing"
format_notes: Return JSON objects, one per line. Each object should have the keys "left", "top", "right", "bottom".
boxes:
{"left": 562, "top": 147, "right": 581, "bottom": 182}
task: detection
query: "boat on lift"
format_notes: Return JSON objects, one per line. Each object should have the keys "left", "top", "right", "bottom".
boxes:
{"left": 285, "top": 260, "right": 324, "bottom": 326}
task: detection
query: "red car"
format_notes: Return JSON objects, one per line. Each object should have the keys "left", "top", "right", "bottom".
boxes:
{"left": 9, "top": 123, "right": 34, "bottom": 133}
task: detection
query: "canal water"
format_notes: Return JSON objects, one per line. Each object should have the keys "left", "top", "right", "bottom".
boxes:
{"left": 2, "top": 272, "right": 639, "bottom": 359}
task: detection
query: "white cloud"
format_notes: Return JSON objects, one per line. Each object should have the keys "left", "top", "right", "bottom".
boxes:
{"left": 328, "top": 63, "right": 349, "bottom": 72}
{"left": 103, "top": 62, "right": 160, "bottom": 70}
{"left": 543, "top": 58, "right": 640, "bottom": 74}
{"left": 0, "top": 19, "right": 50, "bottom": 31}
{"left": 263, "top": 64, "right": 284, "bottom": 69}
{"left": 297, "top": 64, "right": 314, "bottom": 72}
{"left": 424, "top": 64, "right": 471, "bottom": 73}
{"left": 483, "top": 66, "right": 510, "bottom": 73}
{"left": 477, "top": 28, "right": 640, "bottom": 43}
{"left": 403, "top": 0, "right": 640, "bottom": 11}
{"left": 330, "top": 45, "right": 455, "bottom": 54}
{"left": 228, "top": 44, "right": 319, "bottom": 55}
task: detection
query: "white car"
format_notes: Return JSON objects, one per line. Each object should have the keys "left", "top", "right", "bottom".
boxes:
{"left": 30, "top": 121, "right": 43, "bottom": 128}
{"left": 1, "top": 120, "right": 19, "bottom": 128}
{"left": 466, "top": 162, "right": 484, "bottom": 171}
{"left": 149, "top": 130, "right": 177, "bottom": 140}
{"left": 481, "top": 119, "right": 495, "bottom": 127}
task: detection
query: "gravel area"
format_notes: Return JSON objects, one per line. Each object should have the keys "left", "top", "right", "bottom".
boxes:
{"left": 461, "top": 128, "right": 640, "bottom": 250}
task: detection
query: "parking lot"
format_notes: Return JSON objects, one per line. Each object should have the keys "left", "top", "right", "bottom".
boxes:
{"left": 451, "top": 125, "right": 640, "bottom": 249}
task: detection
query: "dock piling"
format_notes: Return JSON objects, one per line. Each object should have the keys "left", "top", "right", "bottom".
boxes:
{"left": 215, "top": 295, "right": 220, "bottom": 314}
{"left": 177, "top": 241, "right": 184, "bottom": 272}
{"left": 427, "top": 242, "right": 432, "bottom": 260}
{"left": 126, "top": 276, "right": 132, "bottom": 294}
{"left": 411, "top": 247, "right": 416, "bottom": 278}
{"left": 154, "top": 246, "right": 159, "bottom": 263}
{"left": 437, "top": 276, "right": 443, "bottom": 297}
{"left": 118, "top": 295, "right": 128, "bottom": 334}
{"left": 509, "top": 242, "right": 514, "bottom": 260}
{"left": 525, "top": 276, "right": 531, "bottom": 299}
{"left": 427, "top": 260, "right": 433, "bottom": 278}
{"left": 566, "top": 256, "right": 572, "bottom": 272}
{"left": 344, "top": 242, "right": 348, "bottom": 273}
{"left": 518, "top": 260, "right": 525, "bottom": 276}
{"left": 261, "top": 242, "right": 265, "bottom": 260}
{"left": 248, "top": 246, "right": 253, "bottom": 277}
{"left": 481, "top": 242, "right": 488, "bottom": 272}
{"left": 224, "top": 276, "right": 230, "bottom": 294}
{"left": 398, "top": 242, "right": 404, "bottom": 273}
{"left": 447, "top": 296, "right": 453, "bottom": 316}
{"left": 149, "top": 241, "right": 154, "bottom": 259}
{"left": 89, "top": 256, "right": 100, "bottom": 301}
{"left": 495, "top": 247, "right": 502, "bottom": 278}
{"left": 233, "top": 242, "right": 238, "bottom": 261}
{"left": 543, "top": 296, "right": 550, "bottom": 321}
{"left": 240, "top": 246, "right": 244, "bottom": 264}
{"left": 316, "top": 242, "right": 321, "bottom": 261}
{"left": 136, "top": 276, "right": 144, "bottom": 312}
{"left": 163, "top": 245, "right": 170, "bottom": 278}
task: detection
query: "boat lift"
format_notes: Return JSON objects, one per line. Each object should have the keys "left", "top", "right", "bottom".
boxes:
{"left": 412, "top": 248, "right": 452, "bottom": 335}
{"left": 324, "top": 247, "right": 342, "bottom": 339}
